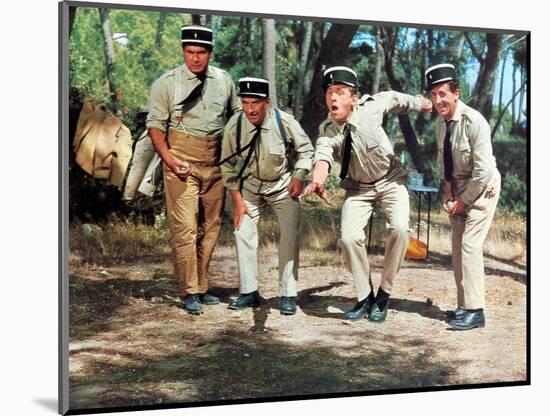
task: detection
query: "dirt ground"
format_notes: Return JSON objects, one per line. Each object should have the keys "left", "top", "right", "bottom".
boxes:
{"left": 68, "top": 244, "right": 527, "bottom": 411}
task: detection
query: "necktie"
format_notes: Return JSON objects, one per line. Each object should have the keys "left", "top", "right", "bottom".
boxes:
{"left": 443, "top": 120, "right": 453, "bottom": 182}
{"left": 238, "top": 127, "right": 261, "bottom": 179}
{"left": 180, "top": 73, "right": 206, "bottom": 113}
{"left": 339, "top": 123, "right": 352, "bottom": 180}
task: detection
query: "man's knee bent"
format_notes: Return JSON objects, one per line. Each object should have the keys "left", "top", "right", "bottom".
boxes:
{"left": 387, "top": 222, "right": 409, "bottom": 239}
{"left": 340, "top": 231, "right": 365, "bottom": 249}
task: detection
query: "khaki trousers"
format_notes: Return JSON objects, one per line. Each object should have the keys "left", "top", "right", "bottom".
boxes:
{"left": 449, "top": 171, "right": 501, "bottom": 309}
{"left": 340, "top": 177, "right": 410, "bottom": 301}
{"left": 234, "top": 175, "right": 300, "bottom": 297}
{"left": 164, "top": 129, "right": 225, "bottom": 296}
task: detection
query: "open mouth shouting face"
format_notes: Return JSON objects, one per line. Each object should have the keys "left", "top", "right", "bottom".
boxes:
{"left": 430, "top": 82, "right": 459, "bottom": 120}
{"left": 325, "top": 84, "right": 357, "bottom": 124}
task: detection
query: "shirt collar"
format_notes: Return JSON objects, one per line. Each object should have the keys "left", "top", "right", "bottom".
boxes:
{"left": 329, "top": 106, "right": 359, "bottom": 132}
{"left": 448, "top": 100, "right": 464, "bottom": 123}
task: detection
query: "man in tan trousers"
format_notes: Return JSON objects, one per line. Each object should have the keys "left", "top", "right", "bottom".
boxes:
{"left": 146, "top": 25, "right": 240, "bottom": 315}
{"left": 304, "top": 66, "right": 432, "bottom": 323}
{"left": 220, "top": 78, "right": 313, "bottom": 315}
{"left": 426, "top": 64, "right": 501, "bottom": 330}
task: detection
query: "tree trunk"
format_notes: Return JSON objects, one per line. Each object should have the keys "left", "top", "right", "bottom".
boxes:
{"left": 69, "top": 7, "right": 77, "bottom": 36}
{"left": 293, "top": 21, "right": 313, "bottom": 118}
{"left": 517, "top": 65, "right": 526, "bottom": 125}
{"left": 372, "top": 26, "right": 383, "bottom": 94}
{"left": 492, "top": 79, "right": 526, "bottom": 138}
{"left": 262, "top": 19, "right": 278, "bottom": 105}
{"left": 98, "top": 8, "right": 118, "bottom": 113}
{"left": 470, "top": 33, "right": 503, "bottom": 121}
{"left": 191, "top": 14, "right": 201, "bottom": 25}
{"left": 303, "top": 21, "right": 324, "bottom": 100}
{"left": 213, "top": 16, "right": 223, "bottom": 37}
{"left": 300, "top": 23, "right": 359, "bottom": 138}
{"left": 154, "top": 12, "right": 167, "bottom": 50}
{"left": 511, "top": 60, "right": 517, "bottom": 124}
{"left": 420, "top": 31, "right": 427, "bottom": 91}
{"left": 249, "top": 18, "right": 255, "bottom": 45}
{"left": 497, "top": 49, "right": 507, "bottom": 115}
{"left": 381, "top": 27, "right": 428, "bottom": 177}
{"left": 455, "top": 33, "right": 465, "bottom": 59}
{"left": 427, "top": 30, "right": 434, "bottom": 64}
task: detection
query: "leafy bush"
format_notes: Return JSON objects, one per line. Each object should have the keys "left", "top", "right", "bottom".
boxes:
{"left": 499, "top": 172, "right": 527, "bottom": 215}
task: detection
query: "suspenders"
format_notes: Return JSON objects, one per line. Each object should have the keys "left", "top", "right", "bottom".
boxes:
{"left": 218, "top": 109, "right": 289, "bottom": 168}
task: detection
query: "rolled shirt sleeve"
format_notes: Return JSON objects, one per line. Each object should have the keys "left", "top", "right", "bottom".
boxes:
{"left": 284, "top": 114, "right": 314, "bottom": 179}
{"left": 220, "top": 115, "right": 242, "bottom": 191}
{"left": 146, "top": 76, "right": 171, "bottom": 133}
{"left": 375, "top": 90, "right": 423, "bottom": 115}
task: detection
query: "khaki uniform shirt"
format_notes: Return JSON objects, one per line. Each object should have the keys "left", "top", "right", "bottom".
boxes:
{"left": 435, "top": 100, "right": 498, "bottom": 205}
{"left": 146, "top": 64, "right": 240, "bottom": 138}
{"left": 314, "top": 91, "right": 424, "bottom": 188}
{"left": 221, "top": 108, "right": 314, "bottom": 191}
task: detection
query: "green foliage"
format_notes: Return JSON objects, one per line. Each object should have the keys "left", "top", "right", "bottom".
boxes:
{"left": 213, "top": 17, "right": 262, "bottom": 80}
{"left": 499, "top": 173, "right": 527, "bottom": 215}
{"left": 493, "top": 134, "right": 527, "bottom": 215}
{"left": 70, "top": 8, "right": 187, "bottom": 111}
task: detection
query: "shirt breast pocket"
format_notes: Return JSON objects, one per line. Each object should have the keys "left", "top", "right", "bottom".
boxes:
{"left": 455, "top": 139, "right": 472, "bottom": 167}
{"left": 269, "top": 143, "right": 286, "bottom": 156}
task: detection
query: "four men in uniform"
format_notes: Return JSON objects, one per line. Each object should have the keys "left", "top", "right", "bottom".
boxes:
{"left": 145, "top": 24, "right": 501, "bottom": 330}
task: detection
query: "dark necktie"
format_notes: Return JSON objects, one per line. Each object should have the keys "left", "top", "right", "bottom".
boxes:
{"left": 443, "top": 120, "right": 453, "bottom": 182}
{"left": 238, "top": 127, "right": 261, "bottom": 179}
{"left": 180, "top": 73, "right": 206, "bottom": 113}
{"left": 339, "top": 123, "right": 352, "bottom": 180}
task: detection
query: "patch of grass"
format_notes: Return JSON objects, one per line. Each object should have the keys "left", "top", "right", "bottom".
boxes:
{"left": 69, "top": 197, "right": 526, "bottom": 266}
{"left": 70, "top": 216, "right": 170, "bottom": 264}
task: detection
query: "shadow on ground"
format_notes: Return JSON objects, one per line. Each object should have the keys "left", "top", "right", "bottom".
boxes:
{"left": 69, "top": 317, "right": 456, "bottom": 410}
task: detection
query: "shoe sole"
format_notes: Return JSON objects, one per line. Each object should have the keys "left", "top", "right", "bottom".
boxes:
{"left": 343, "top": 314, "right": 369, "bottom": 322}
{"left": 281, "top": 310, "right": 296, "bottom": 315}
{"left": 202, "top": 301, "right": 220, "bottom": 305}
{"left": 448, "top": 322, "right": 485, "bottom": 330}
{"left": 185, "top": 309, "right": 204, "bottom": 315}
{"left": 228, "top": 304, "right": 260, "bottom": 310}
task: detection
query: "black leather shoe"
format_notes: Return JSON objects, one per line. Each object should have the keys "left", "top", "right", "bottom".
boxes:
{"left": 368, "top": 302, "right": 389, "bottom": 323}
{"left": 228, "top": 291, "right": 260, "bottom": 310}
{"left": 185, "top": 294, "right": 203, "bottom": 315}
{"left": 200, "top": 292, "right": 220, "bottom": 305}
{"left": 448, "top": 309, "right": 485, "bottom": 330}
{"left": 280, "top": 297, "right": 297, "bottom": 315}
{"left": 344, "top": 294, "right": 375, "bottom": 321}
{"left": 445, "top": 307, "right": 466, "bottom": 321}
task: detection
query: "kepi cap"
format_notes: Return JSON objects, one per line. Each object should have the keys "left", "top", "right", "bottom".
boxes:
{"left": 181, "top": 25, "right": 213, "bottom": 48}
{"left": 322, "top": 66, "right": 358, "bottom": 91}
{"left": 238, "top": 77, "right": 270, "bottom": 98}
{"left": 425, "top": 64, "right": 458, "bottom": 90}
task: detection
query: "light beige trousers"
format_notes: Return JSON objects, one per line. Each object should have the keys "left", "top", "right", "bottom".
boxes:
{"left": 449, "top": 171, "right": 501, "bottom": 309}
{"left": 233, "top": 175, "right": 301, "bottom": 297}
{"left": 164, "top": 129, "right": 225, "bottom": 296}
{"left": 340, "top": 177, "right": 410, "bottom": 301}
